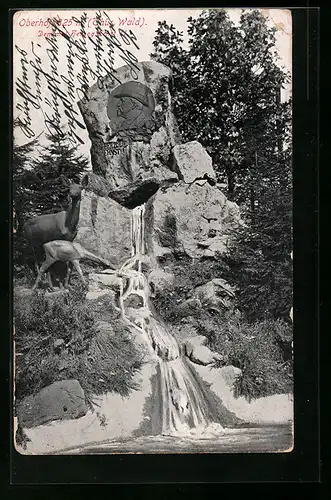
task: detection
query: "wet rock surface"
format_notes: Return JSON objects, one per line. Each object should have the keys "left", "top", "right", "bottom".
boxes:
{"left": 124, "top": 294, "right": 145, "bottom": 309}
{"left": 108, "top": 177, "right": 161, "bottom": 209}
{"left": 183, "top": 335, "right": 208, "bottom": 357}
{"left": 147, "top": 268, "right": 175, "bottom": 297}
{"left": 189, "top": 345, "right": 215, "bottom": 366}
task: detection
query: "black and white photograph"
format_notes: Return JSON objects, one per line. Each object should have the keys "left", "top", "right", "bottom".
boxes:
{"left": 12, "top": 8, "right": 293, "bottom": 455}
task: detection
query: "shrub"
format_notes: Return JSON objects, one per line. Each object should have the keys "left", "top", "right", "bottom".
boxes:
{"left": 206, "top": 315, "right": 293, "bottom": 400}
{"left": 14, "top": 286, "right": 143, "bottom": 402}
{"left": 150, "top": 251, "right": 293, "bottom": 400}
{"left": 151, "top": 255, "right": 232, "bottom": 323}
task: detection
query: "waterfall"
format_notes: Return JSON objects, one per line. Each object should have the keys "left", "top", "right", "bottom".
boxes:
{"left": 118, "top": 204, "right": 225, "bottom": 438}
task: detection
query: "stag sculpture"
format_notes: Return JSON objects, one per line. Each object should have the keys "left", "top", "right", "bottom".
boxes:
{"left": 33, "top": 240, "right": 113, "bottom": 291}
{"left": 23, "top": 180, "right": 83, "bottom": 286}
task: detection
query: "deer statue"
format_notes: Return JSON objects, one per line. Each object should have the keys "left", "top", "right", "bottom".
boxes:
{"left": 23, "top": 178, "right": 83, "bottom": 286}
{"left": 33, "top": 240, "right": 113, "bottom": 291}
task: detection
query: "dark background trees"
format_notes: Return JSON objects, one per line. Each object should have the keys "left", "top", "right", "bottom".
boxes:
{"left": 13, "top": 129, "right": 89, "bottom": 270}
{"left": 151, "top": 9, "right": 292, "bottom": 324}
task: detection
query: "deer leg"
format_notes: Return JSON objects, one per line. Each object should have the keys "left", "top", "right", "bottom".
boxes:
{"left": 64, "top": 262, "right": 73, "bottom": 288}
{"left": 33, "top": 258, "right": 56, "bottom": 291}
{"left": 47, "top": 271, "right": 55, "bottom": 292}
{"left": 58, "top": 263, "right": 69, "bottom": 289}
{"left": 72, "top": 259, "right": 86, "bottom": 285}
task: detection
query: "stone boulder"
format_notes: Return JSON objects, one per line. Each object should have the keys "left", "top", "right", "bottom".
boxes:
{"left": 75, "top": 189, "right": 131, "bottom": 268}
{"left": 124, "top": 293, "right": 144, "bottom": 309}
{"left": 191, "top": 278, "right": 236, "bottom": 311}
{"left": 82, "top": 171, "right": 162, "bottom": 209}
{"left": 190, "top": 345, "right": 215, "bottom": 366}
{"left": 86, "top": 289, "right": 114, "bottom": 301}
{"left": 17, "top": 379, "right": 88, "bottom": 428}
{"left": 146, "top": 181, "right": 242, "bottom": 261}
{"left": 219, "top": 365, "right": 243, "bottom": 392}
{"left": 88, "top": 272, "right": 126, "bottom": 292}
{"left": 183, "top": 335, "right": 207, "bottom": 357}
{"left": 183, "top": 335, "right": 227, "bottom": 366}
{"left": 147, "top": 268, "right": 175, "bottom": 297}
{"left": 175, "top": 298, "right": 202, "bottom": 318}
{"left": 172, "top": 141, "right": 216, "bottom": 185}
{"left": 78, "top": 61, "right": 180, "bottom": 187}
{"left": 108, "top": 177, "right": 160, "bottom": 209}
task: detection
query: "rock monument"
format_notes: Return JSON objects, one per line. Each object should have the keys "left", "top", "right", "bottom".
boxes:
{"left": 75, "top": 60, "right": 241, "bottom": 274}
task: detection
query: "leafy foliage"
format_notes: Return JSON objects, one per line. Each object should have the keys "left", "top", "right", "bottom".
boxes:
{"left": 212, "top": 317, "right": 293, "bottom": 401}
{"left": 151, "top": 255, "right": 232, "bottom": 323}
{"left": 14, "top": 288, "right": 143, "bottom": 402}
{"left": 151, "top": 253, "right": 293, "bottom": 399}
{"left": 225, "top": 146, "right": 292, "bottom": 322}
{"left": 151, "top": 9, "right": 291, "bottom": 203}
{"left": 151, "top": 9, "right": 292, "bottom": 325}
{"left": 18, "top": 131, "right": 89, "bottom": 217}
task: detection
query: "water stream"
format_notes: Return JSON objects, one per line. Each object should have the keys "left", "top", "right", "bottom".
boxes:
{"left": 117, "top": 204, "right": 225, "bottom": 438}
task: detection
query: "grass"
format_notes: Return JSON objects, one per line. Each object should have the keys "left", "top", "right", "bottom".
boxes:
{"left": 13, "top": 284, "right": 143, "bottom": 405}
{"left": 207, "top": 315, "right": 293, "bottom": 401}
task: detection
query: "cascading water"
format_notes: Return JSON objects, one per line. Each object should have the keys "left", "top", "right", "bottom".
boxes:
{"left": 118, "top": 204, "right": 225, "bottom": 438}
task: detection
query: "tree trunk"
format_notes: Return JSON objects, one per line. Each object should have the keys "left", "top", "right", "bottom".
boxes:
{"left": 227, "top": 169, "right": 235, "bottom": 201}
{"left": 250, "top": 187, "right": 255, "bottom": 215}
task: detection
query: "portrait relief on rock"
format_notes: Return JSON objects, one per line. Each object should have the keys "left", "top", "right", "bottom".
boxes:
{"left": 107, "top": 81, "right": 156, "bottom": 143}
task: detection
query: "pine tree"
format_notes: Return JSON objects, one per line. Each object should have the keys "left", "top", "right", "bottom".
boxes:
{"left": 12, "top": 128, "right": 39, "bottom": 268}
{"left": 12, "top": 132, "right": 39, "bottom": 232}
{"left": 24, "top": 132, "right": 89, "bottom": 216}
{"left": 13, "top": 130, "right": 89, "bottom": 270}
{"left": 151, "top": 9, "right": 291, "bottom": 205}
{"left": 151, "top": 9, "right": 292, "bottom": 323}
{"left": 226, "top": 142, "right": 292, "bottom": 322}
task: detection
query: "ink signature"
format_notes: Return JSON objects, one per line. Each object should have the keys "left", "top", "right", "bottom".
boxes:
{"left": 14, "top": 10, "right": 141, "bottom": 146}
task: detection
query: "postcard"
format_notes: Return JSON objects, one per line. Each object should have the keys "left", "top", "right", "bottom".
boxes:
{"left": 12, "top": 8, "right": 293, "bottom": 455}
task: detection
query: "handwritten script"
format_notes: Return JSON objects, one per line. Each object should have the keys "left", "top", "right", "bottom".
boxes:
{"left": 14, "top": 10, "right": 141, "bottom": 148}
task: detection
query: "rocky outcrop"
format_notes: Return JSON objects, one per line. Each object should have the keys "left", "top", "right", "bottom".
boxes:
{"left": 183, "top": 335, "right": 207, "bottom": 357}
{"left": 172, "top": 141, "right": 216, "bottom": 185}
{"left": 75, "top": 189, "right": 131, "bottom": 268}
{"left": 88, "top": 271, "right": 125, "bottom": 292}
{"left": 78, "top": 61, "right": 180, "bottom": 186}
{"left": 182, "top": 335, "right": 226, "bottom": 366}
{"left": 175, "top": 298, "right": 202, "bottom": 318}
{"left": 108, "top": 177, "right": 161, "bottom": 209}
{"left": 147, "top": 269, "right": 175, "bottom": 297}
{"left": 16, "top": 379, "right": 88, "bottom": 428}
{"left": 82, "top": 171, "right": 162, "bottom": 209}
{"left": 17, "top": 363, "right": 158, "bottom": 455}
{"left": 190, "top": 278, "right": 236, "bottom": 311}
{"left": 220, "top": 365, "right": 243, "bottom": 392}
{"left": 146, "top": 180, "right": 241, "bottom": 262}
{"left": 77, "top": 62, "right": 241, "bottom": 275}
{"left": 190, "top": 345, "right": 215, "bottom": 366}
